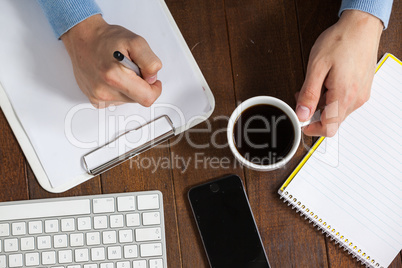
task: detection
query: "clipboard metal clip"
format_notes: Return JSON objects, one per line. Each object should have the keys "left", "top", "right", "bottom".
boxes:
{"left": 82, "top": 115, "right": 175, "bottom": 176}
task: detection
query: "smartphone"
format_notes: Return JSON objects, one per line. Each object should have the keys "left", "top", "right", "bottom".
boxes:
{"left": 188, "top": 174, "right": 270, "bottom": 268}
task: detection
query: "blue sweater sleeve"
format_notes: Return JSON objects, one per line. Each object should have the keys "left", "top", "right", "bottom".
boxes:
{"left": 37, "top": 0, "right": 102, "bottom": 38}
{"left": 339, "top": 0, "right": 394, "bottom": 29}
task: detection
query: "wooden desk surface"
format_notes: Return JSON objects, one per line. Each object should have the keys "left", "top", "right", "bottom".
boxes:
{"left": 1, "top": 0, "right": 401, "bottom": 267}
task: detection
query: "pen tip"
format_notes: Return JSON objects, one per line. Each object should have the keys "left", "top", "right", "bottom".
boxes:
{"left": 113, "top": 51, "right": 124, "bottom": 61}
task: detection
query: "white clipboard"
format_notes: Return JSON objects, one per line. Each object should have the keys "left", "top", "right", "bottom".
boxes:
{"left": 0, "top": 0, "right": 215, "bottom": 193}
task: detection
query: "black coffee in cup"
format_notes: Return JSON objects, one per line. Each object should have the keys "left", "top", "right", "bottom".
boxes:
{"left": 233, "top": 104, "right": 295, "bottom": 165}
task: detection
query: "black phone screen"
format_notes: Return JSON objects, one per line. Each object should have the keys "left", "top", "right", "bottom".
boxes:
{"left": 188, "top": 175, "right": 270, "bottom": 268}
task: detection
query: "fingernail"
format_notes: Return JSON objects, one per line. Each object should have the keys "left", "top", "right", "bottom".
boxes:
{"left": 296, "top": 105, "right": 310, "bottom": 121}
{"left": 146, "top": 75, "right": 157, "bottom": 84}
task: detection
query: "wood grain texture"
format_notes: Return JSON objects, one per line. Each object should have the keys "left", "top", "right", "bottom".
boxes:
{"left": 100, "top": 147, "right": 182, "bottom": 268}
{"left": 165, "top": 0, "right": 244, "bottom": 266}
{"left": 26, "top": 166, "right": 102, "bottom": 199}
{"left": 0, "top": 110, "right": 28, "bottom": 202}
{"left": 379, "top": 0, "right": 402, "bottom": 60}
{"left": 295, "top": 0, "right": 341, "bottom": 70}
{"left": 225, "top": 0, "right": 327, "bottom": 267}
{"left": 0, "top": 0, "right": 400, "bottom": 267}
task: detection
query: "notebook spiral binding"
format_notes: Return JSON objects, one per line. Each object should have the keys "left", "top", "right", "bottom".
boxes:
{"left": 279, "top": 190, "right": 384, "bottom": 268}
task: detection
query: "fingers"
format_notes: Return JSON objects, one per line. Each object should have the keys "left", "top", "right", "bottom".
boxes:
{"left": 88, "top": 85, "right": 135, "bottom": 109}
{"left": 100, "top": 65, "right": 162, "bottom": 107}
{"left": 302, "top": 77, "right": 346, "bottom": 137}
{"left": 107, "top": 35, "right": 162, "bottom": 107}
{"left": 302, "top": 67, "right": 371, "bottom": 137}
{"left": 88, "top": 62, "right": 162, "bottom": 108}
{"left": 98, "top": 35, "right": 162, "bottom": 108}
{"left": 302, "top": 104, "right": 341, "bottom": 137}
{"left": 296, "top": 59, "right": 330, "bottom": 122}
{"left": 118, "top": 75, "right": 162, "bottom": 107}
{"left": 126, "top": 36, "right": 162, "bottom": 84}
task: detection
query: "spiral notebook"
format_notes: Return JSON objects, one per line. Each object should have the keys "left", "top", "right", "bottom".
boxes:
{"left": 279, "top": 54, "right": 402, "bottom": 268}
{"left": 0, "top": 0, "right": 214, "bottom": 192}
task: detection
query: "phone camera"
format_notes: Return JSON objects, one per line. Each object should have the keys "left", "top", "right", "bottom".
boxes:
{"left": 210, "top": 183, "right": 220, "bottom": 193}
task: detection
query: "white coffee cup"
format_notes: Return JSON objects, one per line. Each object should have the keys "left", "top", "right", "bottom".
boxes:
{"left": 227, "top": 96, "right": 319, "bottom": 171}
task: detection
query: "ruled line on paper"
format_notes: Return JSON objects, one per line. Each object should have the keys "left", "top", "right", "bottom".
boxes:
{"left": 283, "top": 55, "right": 402, "bottom": 267}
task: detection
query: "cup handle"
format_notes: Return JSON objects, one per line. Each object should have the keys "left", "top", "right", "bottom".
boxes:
{"left": 299, "top": 110, "right": 321, "bottom": 127}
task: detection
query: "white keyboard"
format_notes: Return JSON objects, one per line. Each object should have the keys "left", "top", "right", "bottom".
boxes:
{"left": 0, "top": 191, "right": 167, "bottom": 268}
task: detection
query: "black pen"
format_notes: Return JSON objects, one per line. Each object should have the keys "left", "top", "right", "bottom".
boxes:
{"left": 113, "top": 51, "right": 141, "bottom": 77}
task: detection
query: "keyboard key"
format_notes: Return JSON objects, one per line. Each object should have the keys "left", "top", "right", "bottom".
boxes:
{"left": 119, "top": 230, "right": 133, "bottom": 243}
{"left": 54, "top": 234, "right": 68, "bottom": 248}
{"left": 133, "top": 260, "right": 147, "bottom": 268}
{"left": 140, "top": 243, "right": 162, "bottom": 257}
{"left": 117, "top": 196, "right": 135, "bottom": 211}
{"left": 70, "top": 233, "right": 84, "bottom": 247}
{"left": 135, "top": 227, "right": 162, "bottom": 242}
{"left": 143, "top": 212, "right": 161, "bottom": 225}
{"left": 37, "top": 236, "right": 51, "bottom": 250}
{"left": 61, "top": 218, "right": 75, "bottom": 232}
{"left": 0, "top": 224, "right": 9, "bottom": 237}
{"left": 117, "top": 261, "right": 131, "bottom": 268}
{"left": 42, "top": 251, "right": 56, "bottom": 265}
{"left": 75, "top": 248, "right": 89, "bottom": 262}
{"left": 124, "top": 245, "right": 138, "bottom": 258}
{"left": 11, "top": 222, "right": 26, "bottom": 236}
{"left": 45, "top": 219, "right": 59, "bottom": 233}
{"left": 91, "top": 247, "right": 105, "bottom": 261}
{"left": 137, "top": 194, "right": 159, "bottom": 210}
{"left": 100, "top": 263, "right": 114, "bottom": 268}
{"left": 150, "top": 259, "right": 164, "bottom": 268}
{"left": 110, "top": 214, "right": 124, "bottom": 228}
{"left": 126, "top": 213, "right": 140, "bottom": 227}
{"left": 20, "top": 237, "right": 34, "bottom": 251}
{"left": 93, "top": 198, "right": 115, "bottom": 214}
{"left": 4, "top": 238, "right": 18, "bottom": 252}
{"left": 102, "top": 231, "right": 117, "bottom": 244}
{"left": 86, "top": 232, "right": 101, "bottom": 246}
{"left": 94, "top": 216, "right": 108, "bottom": 229}
{"left": 0, "top": 199, "right": 90, "bottom": 221}
{"left": 8, "top": 253, "right": 22, "bottom": 267}
{"left": 107, "top": 246, "right": 122, "bottom": 260}
{"left": 28, "top": 221, "right": 42, "bottom": 234}
{"left": 84, "top": 265, "right": 97, "bottom": 268}
{"left": 0, "top": 192, "right": 166, "bottom": 267}
{"left": 25, "top": 252, "right": 39, "bottom": 266}
{"left": 0, "top": 255, "right": 5, "bottom": 268}
{"left": 59, "top": 250, "right": 73, "bottom": 264}
{"left": 77, "top": 217, "right": 92, "bottom": 231}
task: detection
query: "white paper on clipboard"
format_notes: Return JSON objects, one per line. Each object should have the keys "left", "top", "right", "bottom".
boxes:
{"left": 0, "top": 0, "right": 215, "bottom": 192}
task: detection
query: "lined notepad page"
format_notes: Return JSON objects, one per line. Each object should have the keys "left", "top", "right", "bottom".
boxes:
{"left": 283, "top": 55, "right": 402, "bottom": 267}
